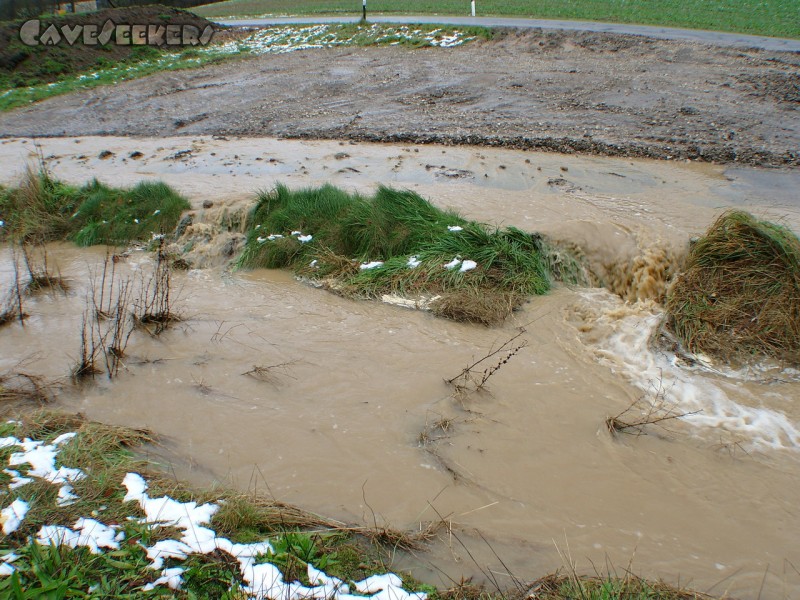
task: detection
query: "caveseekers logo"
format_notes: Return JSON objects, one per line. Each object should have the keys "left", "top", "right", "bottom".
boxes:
{"left": 19, "top": 19, "right": 215, "bottom": 47}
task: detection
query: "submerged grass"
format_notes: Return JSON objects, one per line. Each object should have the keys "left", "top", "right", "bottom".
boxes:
{"left": 664, "top": 210, "right": 800, "bottom": 366}
{"left": 238, "top": 184, "right": 550, "bottom": 324}
{"left": 0, "top": 170, "right": 189, "bottom": 246}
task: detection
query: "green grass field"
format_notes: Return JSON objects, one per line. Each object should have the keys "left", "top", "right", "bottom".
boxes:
{"left": 193, "top": 0, "right": 800, "bottom": 39}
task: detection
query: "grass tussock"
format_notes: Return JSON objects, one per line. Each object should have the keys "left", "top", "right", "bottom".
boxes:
{"left": 665, "top": 211, "right": 800, "bottom": 365}
{"left": 19, "top": 243, "right": 69, "bottom": 296}
{"left": 238, "top": 184, "right": 551, "bottom": 324}
{"left": 0, "top": 169, "right": 189, "bottom": 247}
{"left": 528, "top": 571, "right": 713, "bottom": 600}
{"left": 132, "top": 240, "right": 182, "bottom": 335}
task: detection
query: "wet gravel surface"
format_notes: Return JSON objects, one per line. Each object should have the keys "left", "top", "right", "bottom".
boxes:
{"left": 1, "top": 28, "right": 798, "bottom": 166}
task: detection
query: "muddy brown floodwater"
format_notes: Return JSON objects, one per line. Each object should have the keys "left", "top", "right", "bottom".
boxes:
{"left": 1, "top": 136, "right": 799, "bottom": 599}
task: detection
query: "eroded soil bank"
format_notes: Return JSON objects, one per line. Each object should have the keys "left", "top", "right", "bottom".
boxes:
{"left": 0, "top": 28, "right": 798, "bottom": 166}
{"left": 1, "top": 136, "right": 800, "bottom": 598}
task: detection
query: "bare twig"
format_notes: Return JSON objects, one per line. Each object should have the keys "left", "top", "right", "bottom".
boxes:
{"left": 446, "top": 329, "right": 528, "bottom": 399}
{"left": 606, "top": 375, "right": 701, "bottom": 437}
{"left": 241, "top": 361, "right": 297, "bottom": 383}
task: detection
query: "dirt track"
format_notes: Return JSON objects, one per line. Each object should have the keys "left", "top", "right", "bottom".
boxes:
{"left": 1, "top": 28, "right": 798, "bottom": 166}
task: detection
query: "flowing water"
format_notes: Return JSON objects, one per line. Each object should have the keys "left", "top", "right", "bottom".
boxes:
{"left": 1, "top": 136, "right": 799, "bottom": 598}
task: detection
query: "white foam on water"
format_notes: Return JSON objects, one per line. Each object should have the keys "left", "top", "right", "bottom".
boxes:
{"left": 580, "top": 289, "right": 800, "bottom": 451}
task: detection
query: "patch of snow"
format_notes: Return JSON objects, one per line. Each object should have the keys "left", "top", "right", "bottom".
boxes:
{"left": 4, "top": 436, "right": 428, "bottom": 599}
{"left": 447, "top": 225, "right": 463, "bottom": 232}
{"left": 298, "top": 234, "right": 313, "bottom": 243}
{"left": 146, "top": 539, "right": 191, "bottom": 570}
{"left": 360, "top": 261, "right": 384, "bottom": 270}
{"left": 37, "top": 519, "right": 120, "bottom": 554}
{"left": 443, "top": 258, "right": 462, "bottom": 270}
{"left": 57, "top": 484, "right": 79, "bottom": 507}
{"left": 407, "top": 256, "right": 421, "bottom": 268}
{"left": 143, "top": 567, "right": 185, "bottom": 591}
{"left": 459, "top": 260, "right": 477, "bottom": 272}
{"left": 1, "top": 499, "right": 29, "bottom": 534}
{"left": 7, "top": 437, "right": 85, "bottom": 485}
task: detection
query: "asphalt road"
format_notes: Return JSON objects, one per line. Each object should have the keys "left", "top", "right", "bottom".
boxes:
{"left": 217, "top": 15, "right": 800, "bottom": 52}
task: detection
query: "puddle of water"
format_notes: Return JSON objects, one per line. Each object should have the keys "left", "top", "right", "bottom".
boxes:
{"left": 1, "top": 136, "right": 799, "bottom": 598}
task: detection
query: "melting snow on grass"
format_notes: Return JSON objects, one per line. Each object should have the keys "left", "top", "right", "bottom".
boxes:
{"left": 459, "top": 260, "right": 477, "bottom": 272}
{"left": 216, "top": 24, "right": 476, "bottom": 56}
{"left": 360, "top": 261, "right": 384, "bottom": 270}
{"left": 1, "top": 499, "right": 29, "bottom": 535}
{"left": 0, "top": 433, "right": 428, "bottom": 599}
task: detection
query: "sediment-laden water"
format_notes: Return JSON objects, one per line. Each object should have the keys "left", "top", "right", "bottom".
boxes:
{"left": 1, "top": 136, "right": 798, "bottom": 598}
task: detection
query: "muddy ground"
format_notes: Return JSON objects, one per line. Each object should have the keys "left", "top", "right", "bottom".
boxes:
{"left": 0, "top": 28, "right": 798, "bottom": 166}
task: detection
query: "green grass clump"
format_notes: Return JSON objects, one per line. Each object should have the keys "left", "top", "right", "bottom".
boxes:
{"left": 193, "top": 0, "right": 800, "bottom": 39}
{"left": 238, "top": 184, "right": 551, "bottom": 324}
{"left": 529, "top": 571, "right": 712, "bottom": 600}
{"left": 0, "top": 170, "right": 189, "bottom": 246}
{"left": 665, "top": 210, "right": 800, "bottom": 365}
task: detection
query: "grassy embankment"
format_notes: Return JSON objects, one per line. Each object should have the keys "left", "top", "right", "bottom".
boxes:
{"left": 0, "top": 5, "right": 488, "bottom": 112}
{"left": 194, "top": 0, "right": 800, "bottom": 39}
{"left": 665, "top": 211, "right": 800, "bottom": 366}
{"left": 0, "top": 412, "right": 718, "bottom": 599}
{"left": 0, "top": 412, "right": 431, "bottom": 598}
{"left": 236, "top": 184, "right": 586, "bottom": 325}
{"left": 0, "top": 170, "right": 189, "bottom": 246}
